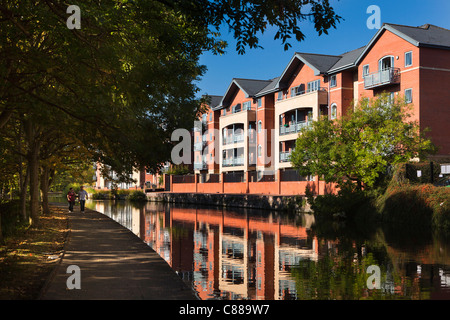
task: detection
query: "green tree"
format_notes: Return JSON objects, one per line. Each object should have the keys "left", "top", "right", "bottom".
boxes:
{"left": 0, "top": 0, "right": 343, "bottom": 226}
{"left": 291, "top": 94, "right": 436, "bottom": 192}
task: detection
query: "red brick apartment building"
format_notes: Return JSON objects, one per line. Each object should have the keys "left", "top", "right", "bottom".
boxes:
{"left": 97, "top": 23, "right": 449, "bottom": 195}
{"left": 179, "top": 23, "right": 450, "bottom": 196}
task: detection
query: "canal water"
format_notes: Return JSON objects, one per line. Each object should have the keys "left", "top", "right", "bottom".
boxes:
{"left": 86, "top": 200, "right": 450, "bottom": 300}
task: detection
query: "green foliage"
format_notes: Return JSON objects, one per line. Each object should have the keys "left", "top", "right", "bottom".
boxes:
{"left": 181, "top": 0, "right": 342, "bottom": 54}
{"left": 0, "top": 201, "right": 29, "bottom": 239}
{"left": 378, "top": 183, "right": 450, "bottom": 232}
{"left": 128, "top": 190, "right": 147, "bottom": 202}
{"left": 291, "top": 94, "right": 436, "bottom": 192}
{"left": 91, "top": 190, "right": 114, "bottom": 200}
{"left": 166, "top": 164, "right": 191, "bottom": 175}
{"left": 89, "top": 188, "right": 146, "bottom": 201}
{"left": 305, "top": 184, "right": 377, "bottom": 221}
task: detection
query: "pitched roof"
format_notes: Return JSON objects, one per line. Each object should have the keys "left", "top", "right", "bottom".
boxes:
{"left": 355, "top": 23, "right": 450, "bottom": 65}
{"left": 234, "top": 78, "right": 274, "bottom": 97}
{"left": 295, "top": 53, "right": 342, "bottom": 75}
{"left": 387, "top": 23, "right": 450, "bottom": 48}
{"left": 216, "top": 78, "right": 274, "bottom": 109}
{"left": 255, "top": 77, "right": 280, "bottom": 97}
{"left": 328, "top": 46, "right": 366, "bottom": 74}
{"left": 203, "top": 95, "right": 223, "bottom": 108}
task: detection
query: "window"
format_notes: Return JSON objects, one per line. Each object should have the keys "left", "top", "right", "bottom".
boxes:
{"left": 330, "top": 75, "right": 337, "bottom": 88}
{"left": 223, "top": 108, "right": 226, "bottom": 116}
{"left": 257, "top": 145, "right": 262, "bottom": 157}
{"left": 379, "top": 56, "right": 394, "bottom": 70}
{"left": 243, "top": 101, "right": 251, "bottom": 110}
{"left": 405, "top": 88, "right": 412, "bottom": 103}
{"left": 330, "top": 104, "right": 337, "bottom": 120}
{"left": 257, "top": 120, "right": 262, "bottom": 133}
{"left": 307, "top": 79, "right": 320, "bottom": 92}
{"left": 277, "top": 91, "right": 283, "bottom": 101}
{"left": 257, "top": 98, "right": 262, "bottom": 108}
{"left": 363, "top": 65, "right": 370, "bottom": 77}
{"left": 210, "top": 133, "right": 212, "bottom": 141}
{"left": 291, "top": 84, "right": 305, "bottom": 97}
{"left": 209, "top": 112, "right": 212, "bottom": 121}
{"left": 405, "top": 51, "right": 412, "bottom": 67}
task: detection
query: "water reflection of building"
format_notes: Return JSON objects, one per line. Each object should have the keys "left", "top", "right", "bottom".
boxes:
{"left": 141, "top": 203, "right": 318, "bottom": 300}
{"left": 90, "top": 201, "right": 450, "bottom": 300}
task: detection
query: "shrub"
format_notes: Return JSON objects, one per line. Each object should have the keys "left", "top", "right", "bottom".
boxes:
{"left": 91, "top": 190, "right": 114, "bottom": 200}
{"left": 128, "top": 190, "right": 147, "bottom": 201}
{"left": 379, "top": 183, "right": 450, "bottom": 231}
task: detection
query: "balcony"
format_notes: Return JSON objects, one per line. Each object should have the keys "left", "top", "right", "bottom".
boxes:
{"left": 194, "top": 162, "right": 207, "bottom": 170}
{"left": 280, "top": 120, "right": 311, "bottom": 136}
{"left": 223, "top": 133, "right": 244, "bottom": 145}
{"left": 222, "top": 157, "right": 244, "bottom": 167}
{"left": 280, "top": 151, "right": 292, "bottom": 163}
{"left": 363, "top": 67, "right": 400, "bottom": 89}
{"left": 194, "top": 141, "right": 205, "bottom": 151}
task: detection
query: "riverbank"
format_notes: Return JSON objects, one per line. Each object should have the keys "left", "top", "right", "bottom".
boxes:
{"left": 146, "top": 191, "right": 310, "bottom": 212}
{"left": 378, "top": 183, "right": 450, "bottom": 232}
{"left": 0, "top": 205, "right": 68, "bottom": 299}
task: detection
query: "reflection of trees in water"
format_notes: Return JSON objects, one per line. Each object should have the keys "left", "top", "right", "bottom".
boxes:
{"left": 292, "top": 217, "right": 450, "bottom": 299}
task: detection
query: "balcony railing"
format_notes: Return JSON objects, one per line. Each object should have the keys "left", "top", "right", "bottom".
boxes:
{"left": 194, "top": 142, "right": 205, "bottom": 151}
{"left": 223, "top": 133, "right": 244, "bottom": 145}
{"left": 280, "top": 151, "right": 292, "bottom": 163}
{"left": 280, "top": 120, "right": 311, "bottom": 135}
{"left": 194, "top": 162, "right": 207, "bottom": 170}
{"left": 222, "top": 157, "right": 244, "bottom": 167}
{"left": 363, "top": 67, "right": 400, "bottom": 89}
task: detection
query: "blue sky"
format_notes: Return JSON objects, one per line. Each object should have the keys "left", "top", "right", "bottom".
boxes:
{"left": 196, "top": 0, "right": 450, "bottom": 98}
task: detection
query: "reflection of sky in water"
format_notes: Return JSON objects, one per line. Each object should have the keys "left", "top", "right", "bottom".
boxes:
{"left": 88, "top": 200, "right": 450, "bottom": 300}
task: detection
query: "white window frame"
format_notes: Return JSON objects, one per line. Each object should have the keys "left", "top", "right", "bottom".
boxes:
{"left": 330, "top": 75, "right": 337, "bottom": 88}
{"left": 257, "top": 145, "right": 262, "bottom": 157}
{"left": 277, "top": 91, "right": 283, "bottom": 101}
{"left": 257, "top": 120, "right": 262, "bottom": 133}
{"left": 379, "top": 55, "right": 394, "bottom": 71}
{"left": 307, "top": 79, "right": 320, "bottom": 92}
{"left": 257, "top": 98, "right": 262, "bottom": 108}
{"left": 363, "top": 64, "right": 370, "bottom": 77}
{"left": 405, "top": 51, "right": 413, "bottom": 67}
{"left": 330, "top": 103, "right": 337, "bottom": 120}
{"left": 405, "top": 88, "right": 412, "bottom": 104}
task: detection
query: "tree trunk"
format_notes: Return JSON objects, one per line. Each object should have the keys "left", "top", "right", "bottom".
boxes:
{"left": 19, "top": 165, "right": 30, "bottom": 222}
{"left": 40, "top": 165, "right": 50, "bottom": 215}
{"left": 28, "top": 142, "right": 41, "bottom": 225}
{"left": 0, "top": 209, "right": 3, "bottom": 245}
{"left": 24, "top": 118, "right": 41, "bottom": 226}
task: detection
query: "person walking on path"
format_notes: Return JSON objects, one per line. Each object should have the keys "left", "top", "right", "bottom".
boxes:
{"left": 78, "top": 186, "right": 89, "bottom": 212}
{"left": 67, "top": 188, "right": 76, "bottom": 212}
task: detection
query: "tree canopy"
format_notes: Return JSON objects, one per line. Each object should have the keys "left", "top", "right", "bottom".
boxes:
{"left": 0, "top": 0, "right": 342, "bottom": 227}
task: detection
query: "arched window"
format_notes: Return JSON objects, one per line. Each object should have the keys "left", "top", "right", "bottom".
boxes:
{"left": 379, "top": 55, "right": 394, "bottom": 71}
{"left": 330, "top": 103, "right": 337, "bottom": 120}
{"left": 257, "top": 120, "right": 262, "bottom": 133}
{"left": 257, "top": 145, "right": 262, "bottom": 157}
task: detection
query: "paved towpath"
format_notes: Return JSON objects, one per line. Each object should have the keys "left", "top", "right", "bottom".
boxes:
{"left": 40, "top": 204, "right": 197, "bottom": 300}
